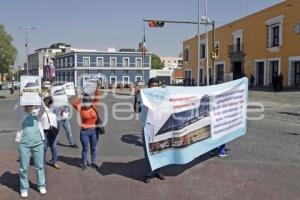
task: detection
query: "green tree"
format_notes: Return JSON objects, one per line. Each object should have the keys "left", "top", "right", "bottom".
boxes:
{"left": 151, "top": 54, "right": 164, "bottom": 69}
{"left": 0, "top": 23, "right": 17, "bottom": 81}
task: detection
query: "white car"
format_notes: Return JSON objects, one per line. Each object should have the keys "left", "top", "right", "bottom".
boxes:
{"left": 43, "top": 81, "right": 51, "bottom": 89}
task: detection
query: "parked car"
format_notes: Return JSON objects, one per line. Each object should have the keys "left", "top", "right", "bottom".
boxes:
{"left": 117, "top": 83, "right": 123, "bottom": 88}
{"left": 13, "top": 82, "right": 20, "bottom": 89}
{"left": 136, "top": 81, "right": 145, "bottom": 87}
{"left": 5, "top": 82, "right": 13, "bottom": 89}
{"left": 43, "top": 81, "right": 51, "bottom": 89}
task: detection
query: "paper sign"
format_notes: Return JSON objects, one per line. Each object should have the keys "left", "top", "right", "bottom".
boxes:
{"left": 20, "top": 76, "right": 41, "bottom": 106}
{"left": 51, "top": 85, "right": 68, "bottom": 106}
{"left": 64, "top": 82, "right": 75, "bottom": 96}
{"left": 83, "top": 81, "right": 97, "bottom": 95}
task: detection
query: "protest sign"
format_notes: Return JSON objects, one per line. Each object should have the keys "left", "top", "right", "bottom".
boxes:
{"left": 51, "top": 85, "right": 68, "bottom": 106}
{"left": 140, "top": 78, "right": 248, "bottom": 170}
{"left": 83, "top": 80, "right": 97, "bottom": 95}
{"left": 20, "top": 76, "right": 41, "bottom": 106}
{"left": 64, "top": 82, "right": 75, "bottom": 96}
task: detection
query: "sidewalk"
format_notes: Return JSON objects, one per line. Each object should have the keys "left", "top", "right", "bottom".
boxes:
{"left": 1, "top": 150, "right": 299, "bottom": 200}
{"left": 0, "top": 90, "right": 18, "bottom": 99}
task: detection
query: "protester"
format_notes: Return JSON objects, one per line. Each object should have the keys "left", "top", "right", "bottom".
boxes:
{"left": 16, "top": 99, "right": 47, "bottom": 198}
{"left": 41, "top": 92, "right": 60, "bottom": 169}
{"left": 72, "top": 80, "right": 101, "bottom": 171}
{"left": 54, "top": 105, "right": 78, "bottom": 148}
{"left": 272, "top": 72, "right": 278, "bottom": 91}
{"left": 250, "top": 74, "right": 255, "bottom": 88}
{"left": 278, "top": 73, "right": 284, "bottom": 91}
{"left": 134, "top": 77, "right": 165, "bottom": 183}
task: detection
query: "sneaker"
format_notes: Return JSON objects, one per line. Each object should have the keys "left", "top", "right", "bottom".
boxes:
{"left": 155, "top": 172, "right": 165, "bottom": 180}
{"left": 52, "top": 163, "right": 61, "bottom": 169}
{"left": 82, "top": 166, "right": 88, "bottom": 172}
{"left": 39, "top": 187, "right": 47, "bottom": 195}
{"left": 70, "top": 144, "right": 79, "bottom": 148}
{"left": 218, "top": 152, "right": 228, "bottom": 157}
{"left": 20, "top": 191, "right": 28, "bottom": 198}
{"left": 144, "top": 176, "right": 151, "bottom": 183}
{"left": 90, "top": 163, "right": 99, "bottom": 169}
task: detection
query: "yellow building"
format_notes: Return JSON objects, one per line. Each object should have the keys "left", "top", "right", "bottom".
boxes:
{"left": 183, "top": 0, "right": 300, "bottom": 87}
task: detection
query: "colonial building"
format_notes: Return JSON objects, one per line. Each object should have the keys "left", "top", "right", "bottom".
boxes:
{"left": 160, "top": 56, "right": 183, "bottom": 70}
{"left": 28, "top": 43, "right": 71, "bottom": 81}
{"left": 183, "top": 0, "right": 300, "bottom": 87}
{"left": 53, "top": 49, "right": 151, "bottom": 87}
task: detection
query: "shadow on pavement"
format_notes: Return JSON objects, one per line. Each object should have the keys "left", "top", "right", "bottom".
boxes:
{"left": 59, "top": 156, "right": 82, "bottom": 168}
{"left": 120, "top": 134, "right": 143, "bottom": 147}
{"left": 0, "top": 171, "right": 38, "bottom": 193}
{"left": 57, "top": 142, "right": 71, "bottom": 148}
{"left": 98, "top": 153, "right": 213, "bottom": 182}
{"left": 98, "top": 159, "right": 144, "bottom": 182}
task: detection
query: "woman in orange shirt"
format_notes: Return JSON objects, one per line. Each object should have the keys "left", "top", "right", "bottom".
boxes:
{"left": 72, "top": 81, "right": 101, "bottom": 171}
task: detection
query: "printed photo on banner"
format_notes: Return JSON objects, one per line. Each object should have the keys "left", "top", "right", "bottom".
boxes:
{"left": 83, "top": 80, "right": 97, "bottom": 95}
{"left": 141, "top": 78, "right": 248, "bottom": 171}
{"left": 51, "top": 85, "right": 68, "bottom": 106}
{"left": 20, "top": 75, "right": 41, "bottom": 106}
{"left": 64, "top": 82, "right": 75, "bottom": 96}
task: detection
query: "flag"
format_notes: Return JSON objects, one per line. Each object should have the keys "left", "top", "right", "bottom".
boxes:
{"left": 142, "top": 28, "right": 146, "bottom": 58}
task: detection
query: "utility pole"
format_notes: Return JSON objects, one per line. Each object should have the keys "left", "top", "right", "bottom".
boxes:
{"left": 211, "top": 21, "right": 216, "bottom": 85}
{"left": 197, "top": 0, "right": 200, "bottom": 86}
{"left": 19, "top": 26, "right": 35, "bottom": 75}
{"left": 204, "top": 0, "right": 209, "bottom": 86}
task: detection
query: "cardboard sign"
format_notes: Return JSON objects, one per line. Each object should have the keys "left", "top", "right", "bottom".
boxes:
{"left": 20, "top": 76, "right": 41, "bottom": 106}
{"left": 64, "top": 82, "right": 75, "bottom": 96}
{"left": 51, "top": 85, "right": 68, "bottom": 106}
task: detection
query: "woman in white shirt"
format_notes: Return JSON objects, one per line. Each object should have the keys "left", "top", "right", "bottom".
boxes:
{"left": 40, "top": 93, "right": 60, "bottom": 169}
{"left": 54, "top": 105, "right": 78, "bottom": 148}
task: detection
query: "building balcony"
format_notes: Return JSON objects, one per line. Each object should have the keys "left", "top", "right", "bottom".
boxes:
{"left": 228, "top": 44, "right": 245, "bottom": 56}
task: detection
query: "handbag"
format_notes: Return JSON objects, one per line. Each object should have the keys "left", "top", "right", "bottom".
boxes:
{"left": 92, "top": 107, "right": 105, "bottom": 135}
{"left": 46, "top": 111, "right": 59, "bottom": 135}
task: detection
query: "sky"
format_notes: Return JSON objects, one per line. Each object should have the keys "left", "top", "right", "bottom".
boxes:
{"left": 0, "top": 0, "right": 283, "bottom": 66}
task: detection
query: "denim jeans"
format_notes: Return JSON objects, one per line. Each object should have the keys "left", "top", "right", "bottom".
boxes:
{"left": 80, "top": 128, "right": 98, "bottom": 167}
{"left": 44, "top": 130, "right": 59, "bottom": 164}
{"left": 19, "top": 143, "right": 45, "bottom": 193}
{"left": 142, "top": 132, "right": 160, "bottom": 177}
{"left": 57, "top": 119, "right": 75, "bottom": 145}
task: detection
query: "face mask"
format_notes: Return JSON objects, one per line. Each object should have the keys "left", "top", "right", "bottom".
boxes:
{"left": 82, "top": 102, "right": 92, "bottom": 108}
{"left": 48, "top": 98, "right": 53, "bottom": 105}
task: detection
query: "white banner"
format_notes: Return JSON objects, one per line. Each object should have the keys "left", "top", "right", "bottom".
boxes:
{"left": 141, "top": 78, "right": 248, "bottom": 170}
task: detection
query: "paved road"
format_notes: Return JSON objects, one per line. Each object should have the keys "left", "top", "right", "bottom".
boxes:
{"left": 0, "top": 92, "right": 299, "bottom": 200}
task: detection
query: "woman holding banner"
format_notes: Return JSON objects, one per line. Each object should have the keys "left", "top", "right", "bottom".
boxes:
{"left": 16, "top": 99, "right": 47, "bottom": 198}
{"left": 134, "top": 78, "right": 165, "bottom": 183}
{"left": 72, "top": 80, "right": 102, "bottom": 171}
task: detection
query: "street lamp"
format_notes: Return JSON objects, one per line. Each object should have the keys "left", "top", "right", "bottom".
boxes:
{"left": 200, "top": 15, "right": 211, "bottom": 86}
{"left": 19, "top": 26, "right": 35, "bottom": 75}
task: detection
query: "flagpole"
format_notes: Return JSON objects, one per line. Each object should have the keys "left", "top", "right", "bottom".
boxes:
{"left": 142, "top": 23, "right": 145, "bottom": 84}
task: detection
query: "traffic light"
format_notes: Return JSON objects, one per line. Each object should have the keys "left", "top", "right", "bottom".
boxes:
{"left": 213, "top": 43, "right": 219, "bottom": 57}
{"left": 148, "top": 20, "right": 165, "bottom": 28}
{"left": 210, "top": 51, "right": 217, "bottom": 59}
